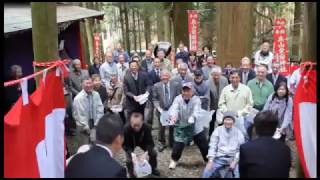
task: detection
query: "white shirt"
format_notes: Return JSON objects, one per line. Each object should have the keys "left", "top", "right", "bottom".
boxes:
{"left": 100, "top": 62, "right": 118, "bottom": 87}
{"left": 72, "top": 90, "right": 104, "bottom": 130}
{"left": 288, "top": 68, "right": 301, "bottom": 94}
{"left": 254, "top": 50, "right": 274, "bottom": 73}
{"left": 96, "top": 144, "right": 113, "bottom": 157}
{"left": 116, "top": 62, "right": 129, "bottom": 82}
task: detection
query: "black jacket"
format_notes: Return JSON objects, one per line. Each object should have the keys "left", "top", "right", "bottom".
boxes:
{"left": 239, "top": 136, "right": 291, "bottom": 178}
{"left": 88, "top": 64, "right": 100, "bottom": 76}
{"left": 266, "top": 73, "right": 287, "bottom": 87}
{"left": 140, "top": 58, "right": 154, "bottom": 72}
{"left": 65, "top": 145, "right": 127, "bottom": 178}
{"left": 148, "top": 69, "right": 161, "bottom": 85}
{"left": 175, "top": 51, "right": 189, "bottom": 64}
{"left": 239, "top": 69, "right": 256, "bottom": 85}
{"left": 4, "top": 78, "right": 36, "bottom": 114}
{"left": 123, "top": 123, "right": 155, "bottom": 153}
{"left": 123, "top": 71, "right": 152, "bottom": 111}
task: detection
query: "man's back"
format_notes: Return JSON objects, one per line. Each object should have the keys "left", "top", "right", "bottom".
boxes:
{"left": 65, "top": 145, "right": 127, "bottom": 178}
{"left": 239, "top": 136, "right": 291, "bottom": 178}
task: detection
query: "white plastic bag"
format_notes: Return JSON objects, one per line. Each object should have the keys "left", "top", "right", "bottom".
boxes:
{"left": 136, "top": 92, "right": 149, "bottom": 105}
{"left": 215, "top": 109, "right": 224, "bottom": 126}
{"left": 273, "top": 128, "right": 282, "bottom": 140}
{"left": 132, "top": 152, "right": 152, "bottom": 178}
{"left": 246, "top": 108, "right": 260, "bottom": 124}
{"left": 160, "top": 111, "right": 174, "bottom": 126}
{"left": 110, "top": 105, "right": 123, "bottom": 113}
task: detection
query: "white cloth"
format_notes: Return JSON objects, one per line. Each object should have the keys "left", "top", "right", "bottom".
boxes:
{"left": 136, "top": 91, "right": 149, "bottom": 105}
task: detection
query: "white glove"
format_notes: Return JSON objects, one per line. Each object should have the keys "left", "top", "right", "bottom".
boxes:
{"left": 188, "top": 116, "right": 195, "bottom": 124}
{"left": 158, "top": 107, "right": 164, "bottom": 114}
{"left": 237, "top": 111, "right": 242, "bottom": 118}
{"left": 273, "top": 128, "right": 282, "bottom": 139}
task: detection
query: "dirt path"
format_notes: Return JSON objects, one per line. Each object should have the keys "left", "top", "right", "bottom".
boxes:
{"left": 67, "top": 126, "right": 297, "bottom": 178}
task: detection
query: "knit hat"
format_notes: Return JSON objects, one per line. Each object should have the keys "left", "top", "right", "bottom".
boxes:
{"left": 222, "top": 111, "right": 236, "bottom": 122}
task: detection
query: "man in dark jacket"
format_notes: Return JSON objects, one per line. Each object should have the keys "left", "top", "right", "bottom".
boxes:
{"left": 65, "top": 113, "right": 127, "bottom": 178}
{"left": 175, "top": 42, "right": 189, "bottom": 65}
{"left": 88, "top": 57, "right": 101, "bottom": 76}
{"left": 148, "top": 57, "right": 162, "bottom": 85}
{"left": 239, "top": 110, "right": 291, "bottom": 178}
{"left": 239, "top": 57, "right": 256, "bottom": 85}
{"left": 123, "top": 60, "right": 152, "bottom": 120}
{"left": 123, "top": 112, "right": 160, "bottom": 178}
{"left": 266, "top": 61, "right": 287, "bottom": 87}
{"left": 140, "top": 49, "right": 154, "bottom": 72}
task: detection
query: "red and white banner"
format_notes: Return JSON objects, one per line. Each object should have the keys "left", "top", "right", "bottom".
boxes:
{"left": 273, "top": 18, "right": 289, "bottom": 76}
{"left": 93, "top": 33, "right": 101, "bottom": 59}
{"left": 293, "top": 65, "right": 317, "bottom": 178}
{"left": 4, "top": 71, "right": 66, "bottom": 178}
{"left": 188, "top": 10, "right": 199, "bottom": 52}
{"left": 93, "top": 33, "right": 101, "bottom": 58}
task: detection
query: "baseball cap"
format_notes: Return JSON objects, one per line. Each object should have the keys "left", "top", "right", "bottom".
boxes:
{"left": 222, "top": 111, "right": 236, "bottom": 122}
{"left": 182, "top": 82, "right": 193, "bottom": 90}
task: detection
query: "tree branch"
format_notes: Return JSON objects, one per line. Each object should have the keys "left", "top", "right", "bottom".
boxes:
{"left": 254, "top": 7, "right": 274, "bottom": 38}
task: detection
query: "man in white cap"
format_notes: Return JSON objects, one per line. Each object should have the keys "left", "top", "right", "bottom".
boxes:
{"left": 202, "top": 111, "right": 245, "bottom": 178}
{"left": 167, "top": 82, "right": 208, "bottom": 169}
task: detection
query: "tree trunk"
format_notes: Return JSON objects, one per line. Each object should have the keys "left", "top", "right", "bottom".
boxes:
{"left": 203, "top": 2, "right": 215, "bottom": 49}
{"left": 216, "top": 2, "right": 254, "bottom": 66}
{"left": 163, "top": 2, "right": 172, "bottom": 42}
{"left": 132, "top": 9, "right": 137, "bottom": 52}
{"left": 301, "top": 2, "right": 316, "bottom": 62}
{"left": 81, "top": 2, "right": 94, "bottom": 65}
{"left": 137, "top": 10, "right": 142, "bottom": 52}
{"left": 144, "top": 9, "right": 151, "bottom": 49}
{"left": 172, "top": 2, "right": 193, "bottom": 48}
{"left": 124, "top": 2, "right": 131, "bottom": 54}
{"left": 157, "top": 11, "right": 165, "bottom": 41}
{"left": 291, "top": 2, "right": 301, "bottom": 58}
{"left": 118, "top": 3, "right": 126, "bottom": 48}
{"left": 31, "top": 2, "right": 59, "bottom": 86}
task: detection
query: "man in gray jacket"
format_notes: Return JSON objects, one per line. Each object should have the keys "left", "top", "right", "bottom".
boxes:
{"left": 153, "top": 69, "right": 180, "bottom": 151}
{"left": 207, "top": 66, "right": 229, "bottom": 138}
{"left": 67, "top": 59, "right": 89, "bottom": 99}
{"left": 171, "top": 63, "right": 193, "bottom": 93}
{"left": 73, "top": 77, "right": 104, "bottom": 149}
{"left": 202, "top": 111, "right": 245, "bottom": 178}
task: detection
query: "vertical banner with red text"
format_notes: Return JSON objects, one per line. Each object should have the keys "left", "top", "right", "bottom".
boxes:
{"left": 93, "top": 33, "right": 101, "bottom": 60}
{"left": 188, "top": 10, "right": 199, "bottom": 52}
{"left": 273, "top": 18, "right": 289, "bottom": 76}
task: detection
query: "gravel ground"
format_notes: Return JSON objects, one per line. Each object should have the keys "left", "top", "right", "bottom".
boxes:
{"left": 66, "top": 117, "right": 298, "bottom": 178}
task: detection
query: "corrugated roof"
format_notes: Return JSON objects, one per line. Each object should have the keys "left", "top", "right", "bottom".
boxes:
{"left": 4, "top": 4, "right": 105, "bottom": 34}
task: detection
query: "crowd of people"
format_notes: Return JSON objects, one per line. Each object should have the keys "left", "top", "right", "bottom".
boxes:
{"left": 5, "top": 40, "right": 301, "bottom": 178}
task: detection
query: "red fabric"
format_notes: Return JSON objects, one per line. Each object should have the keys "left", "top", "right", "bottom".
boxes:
{"left": 4, "top": 72, "right": 66, "bottom": 178}
{"left": 93, "top": 33, "right": 101, "bottom": 59}
{"left": 188, "top": 10, "right": 199, "bottom": 52}
{"left": 273, "top": 18, "right": 289, "bottom": 75}
{"left": 293, "top": 68, "right": 317, "bottom": 178}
